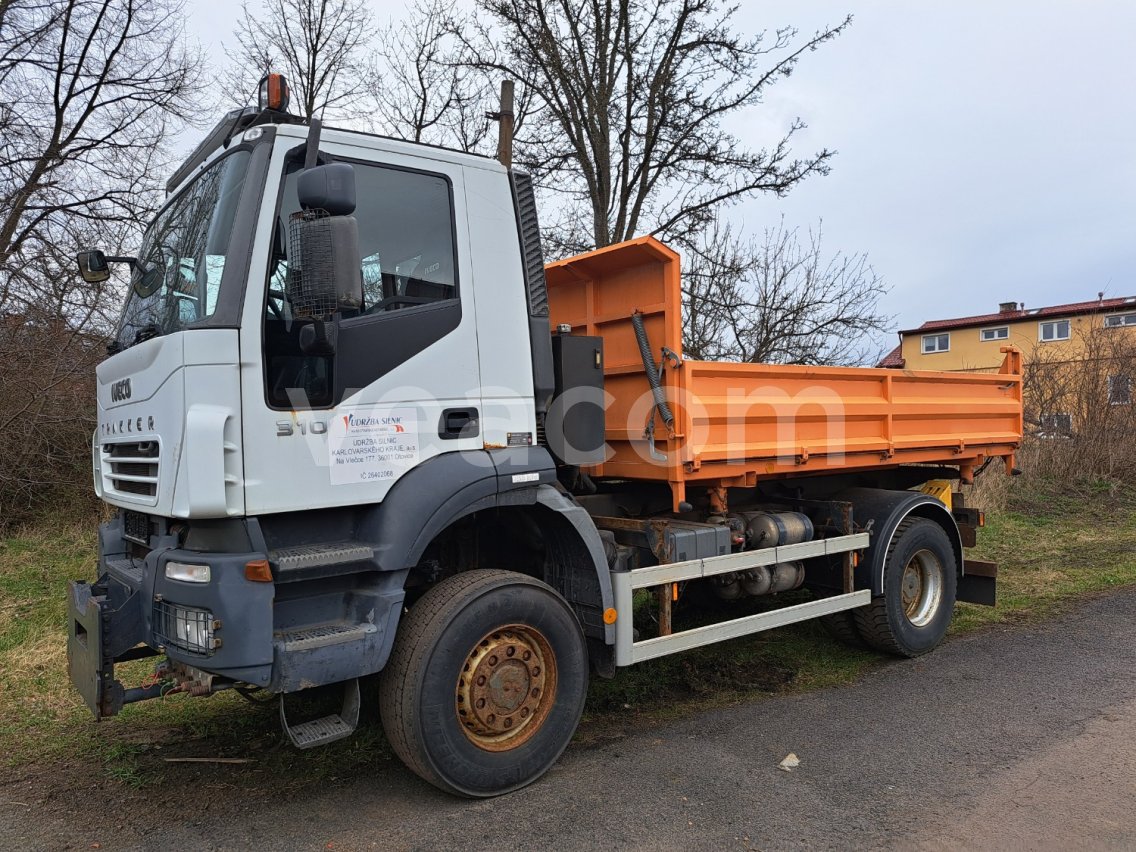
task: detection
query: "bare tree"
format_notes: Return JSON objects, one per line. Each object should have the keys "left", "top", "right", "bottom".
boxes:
{"left": 0, "top": 0, "right": 201, "bottom": 311}
{"left": 224, "top": 0, "right": 373, "bottom": 120}
{"left": 1022, "top": 317, "right": 1136, "bottom": 485}
{"left": 369, "top": 0, "right": 492, "bottom": 152}
{"left": 456, "top": 0, "right": 850, "bottom": 255}
{"left": 682, "top": 221, "right": 892, "bottom": 365}
{"left": 0, "top": 0, "right": 202, "bottom": 525}
{"left": 438, "top": 0, "right": 888, "bottom": 364}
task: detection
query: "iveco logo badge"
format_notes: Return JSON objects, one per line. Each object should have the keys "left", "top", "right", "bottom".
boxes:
{"left": 111, "top": 378, "right": 132, "bottom": 402}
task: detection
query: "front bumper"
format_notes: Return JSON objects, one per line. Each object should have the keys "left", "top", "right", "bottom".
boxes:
{"left": 68, "top": 512, "right": 406, "bottom": 719}
{"left": 67, "top": 554, "right": 276, "bottom": 719}
{"left": 67, "top": 514, "right": 276, "bottom": 718}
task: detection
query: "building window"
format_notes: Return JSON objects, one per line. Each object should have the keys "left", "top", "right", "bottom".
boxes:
{"left": 1039, "top": 320, "right": 1070, "bottom": 341}
{"left": 980, "top": 326, "right": 1009, "bottom": 341}
{"left": 922, "top": 333, "right": 950, "bottom": 353}
{"left": 1038, "top": 412, "right": 1072, "bottom": 435}
{"left": 1104, "top": 313, "right": 1136, "bottom": 328}
{"left": 1108, "top": 375, "right": 1132, "bottom": 405}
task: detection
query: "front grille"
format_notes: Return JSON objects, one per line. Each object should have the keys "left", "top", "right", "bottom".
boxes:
{"left": 103, "top": 441, "right": 159, "bottom": 501}
{"left": 153, "top": 601, "right": 216, "bottom": 656}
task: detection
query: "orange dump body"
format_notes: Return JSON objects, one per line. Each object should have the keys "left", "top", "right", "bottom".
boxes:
{"left": 545, "top": 237, "right": 1024, "bottom": 512}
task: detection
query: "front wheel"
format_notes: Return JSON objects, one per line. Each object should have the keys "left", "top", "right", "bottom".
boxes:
{"left": 379, "top": 569, "right": 588, "bottom": 797}
{"left": 854, "top": 517, "right": 957, "bottom": 657}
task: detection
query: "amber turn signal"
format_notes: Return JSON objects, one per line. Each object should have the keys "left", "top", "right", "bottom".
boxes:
{"left": 603, "top": 607, "right": 617, "bottom": 624}
{"left": 245, "top": 559, "right": 273, "bottom": 582}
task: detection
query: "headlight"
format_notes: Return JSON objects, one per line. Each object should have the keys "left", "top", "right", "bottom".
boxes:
{"left": 165, "top": 561, "right": 210, "bottom": 583}
{"left": 154, "top": 601, "right": 217, "bottom": 654}
{"left": 175, "top": 611, "right": 213, "bottom": 651}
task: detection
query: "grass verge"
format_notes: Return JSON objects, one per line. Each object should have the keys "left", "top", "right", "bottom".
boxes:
{"left": 1, "top": 483, "right": 1134, "bottom": 794}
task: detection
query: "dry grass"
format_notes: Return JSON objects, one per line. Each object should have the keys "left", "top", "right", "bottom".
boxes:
{"left": 954, "top": 484, "right": 1136, "bottom": 632}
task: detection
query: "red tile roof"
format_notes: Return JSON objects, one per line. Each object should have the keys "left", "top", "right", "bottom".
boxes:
{"left": 901, "top": 296, "right": 1136, "bottom": 335}
{"left": 876, "top": 343, "right": 905, "bottom": 368}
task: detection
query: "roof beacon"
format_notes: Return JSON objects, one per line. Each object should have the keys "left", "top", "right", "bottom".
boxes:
{"left": 258, "top": 72, "right": 290, "bottom": 113}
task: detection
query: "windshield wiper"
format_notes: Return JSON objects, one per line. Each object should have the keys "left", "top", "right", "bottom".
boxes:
{"left": 133, "top": 324, "right": 161, "bottom": 345}
{"left": 107, "top": 322, "right": 161, "bottom": 356}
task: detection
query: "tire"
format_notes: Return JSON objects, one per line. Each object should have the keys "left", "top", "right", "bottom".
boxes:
{"left": 818, "top": 609, "right": 869, "bottom": 649}
{"left": 853, "top": 517, "right": 957, "bottom": 658}
{"left": 379, "top": 569, "right": 589, "bottom": 797}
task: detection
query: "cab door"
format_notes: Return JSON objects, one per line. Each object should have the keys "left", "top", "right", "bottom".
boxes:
{"left": 240, "top": 136, "right": 482, "bottom": 516}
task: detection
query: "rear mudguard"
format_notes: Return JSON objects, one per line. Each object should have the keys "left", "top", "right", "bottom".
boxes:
{"left": 837, "top": 487, "right": 965, "bottom": 595}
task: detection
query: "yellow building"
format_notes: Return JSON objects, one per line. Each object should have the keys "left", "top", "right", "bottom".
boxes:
{"left": 879, "top": 296, "right": 1136, "bottom": 433}
{"left": 880, "top": 296, "right": 1136, "bottom": 373}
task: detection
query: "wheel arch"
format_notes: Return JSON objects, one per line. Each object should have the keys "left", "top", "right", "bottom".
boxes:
{"left": 411, "top": 489, "right": 614, "bottom": 645}
{"left": 362, "top": 454, "right": 614, "bottom": 648}
{"left": 838, "top": 487, "right": 963, "bottom": 596}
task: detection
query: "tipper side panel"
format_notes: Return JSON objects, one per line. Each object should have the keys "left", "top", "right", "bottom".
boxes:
{"left": 547, "top": 238, "right": 1023, "bottom": 511}
{"left": 679, "top": 359, "right": 1023, "bottom": 480}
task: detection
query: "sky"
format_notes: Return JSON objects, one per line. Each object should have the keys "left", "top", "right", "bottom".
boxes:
{"left": 183, "top": 0, "right": 1136, "bottom": 347}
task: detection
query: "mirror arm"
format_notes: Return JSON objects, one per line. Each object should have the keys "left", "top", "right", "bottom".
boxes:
{"left": 303, "top": 118, "right": 322, "bottom": 171}
{"left": 104, "top": 255, "right": 139, "bottom": 268}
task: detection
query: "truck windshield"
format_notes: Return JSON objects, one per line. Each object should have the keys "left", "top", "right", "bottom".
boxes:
{"left": 115, "top": 150, "right": 252, "bottom": 348}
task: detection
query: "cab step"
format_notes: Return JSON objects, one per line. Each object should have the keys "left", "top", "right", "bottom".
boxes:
{"left": 268, "top": 542, "right": 375, "bottom": 582}
{"left": 270, "top": 616, "right": 386, "bottom": 693}
{"left": 276, "top": 621, "right": 378, "bottom": 652}
{"left": 279, "top": 677, "right": 361, "bottom": 749}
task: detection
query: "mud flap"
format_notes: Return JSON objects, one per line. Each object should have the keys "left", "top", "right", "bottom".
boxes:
{"left": 958, "top": 559, "right": 997, "bottom": 607}
{"left": 68, "top": 580, "right": 124, "bottom": 719}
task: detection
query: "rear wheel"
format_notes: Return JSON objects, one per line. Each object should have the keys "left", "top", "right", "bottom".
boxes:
{"left": 379, "top": 569, "right": 588, "bottom": 797}
{"left": 818, "top": 609, "right": 868, "bottom": 649}
{"left": 854, "top": 518, "right": 957, "bottom": 657}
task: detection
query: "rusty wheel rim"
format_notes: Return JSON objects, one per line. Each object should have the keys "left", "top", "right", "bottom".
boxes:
{"left": 900, "top": 548, "right": 944, "bottom": 628}
{"left": 456, "top": 624, "right": 558, "bottom": 752}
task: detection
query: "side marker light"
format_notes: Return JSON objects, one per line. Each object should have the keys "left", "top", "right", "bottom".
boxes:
{"left": 245, "top": 559, "right": 273, "bottom": 582}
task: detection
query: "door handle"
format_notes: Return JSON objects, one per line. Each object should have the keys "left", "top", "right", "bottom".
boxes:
{"left": 439, "top": 407, "right": 479, "bottom": 440}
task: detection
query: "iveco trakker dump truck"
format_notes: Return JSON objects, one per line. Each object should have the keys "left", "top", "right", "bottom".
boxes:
{"left": 68, "top": 75, "right": 1023, "bottom": 797}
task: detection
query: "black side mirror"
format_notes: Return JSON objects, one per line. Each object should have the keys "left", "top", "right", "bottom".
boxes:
{"left": 287, "top": 163, "right": 362, "bottom": 330}
{"left": 77, "top": 250, "right": 110, "bottom": 284}
{"left": 298, "top": 163, "right": 356, "bottom": 214}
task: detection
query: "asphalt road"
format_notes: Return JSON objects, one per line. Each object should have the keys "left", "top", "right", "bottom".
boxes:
{"left": 5, "top": 587, "right": 1136, "bottom": 850}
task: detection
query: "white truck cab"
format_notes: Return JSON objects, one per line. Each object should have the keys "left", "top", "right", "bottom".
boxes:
{"left": 95, "top": 119, "right": 542, "bottom": 520}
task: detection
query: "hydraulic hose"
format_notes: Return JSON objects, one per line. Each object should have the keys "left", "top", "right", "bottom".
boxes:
{"left": 631, "top": 310, "right": 674, "bottom": 430}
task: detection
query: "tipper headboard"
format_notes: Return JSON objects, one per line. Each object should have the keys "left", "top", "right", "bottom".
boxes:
{"left": 545, "top": 237, "right": 689, "bottom": 502}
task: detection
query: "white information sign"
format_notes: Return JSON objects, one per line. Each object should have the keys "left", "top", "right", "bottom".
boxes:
{"left": 328, "top": 407, "right": 419, "bottom": 486}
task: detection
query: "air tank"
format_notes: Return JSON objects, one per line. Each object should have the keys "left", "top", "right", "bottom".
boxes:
{"left": 739, "top": 561, "right": 805, "bottom": 596}
{"left": 738, "top": 511, "right": 814, "bottom": 550}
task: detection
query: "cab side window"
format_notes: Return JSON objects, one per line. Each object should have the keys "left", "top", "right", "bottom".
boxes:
{"left": 268, "top": 162, "right": 457, "bottom": 319}
{"left": 357, "top": 165, "right": 458, "bottom": 312}
{"left": 264, "top": 159, "right": 460, "bottom": 409}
